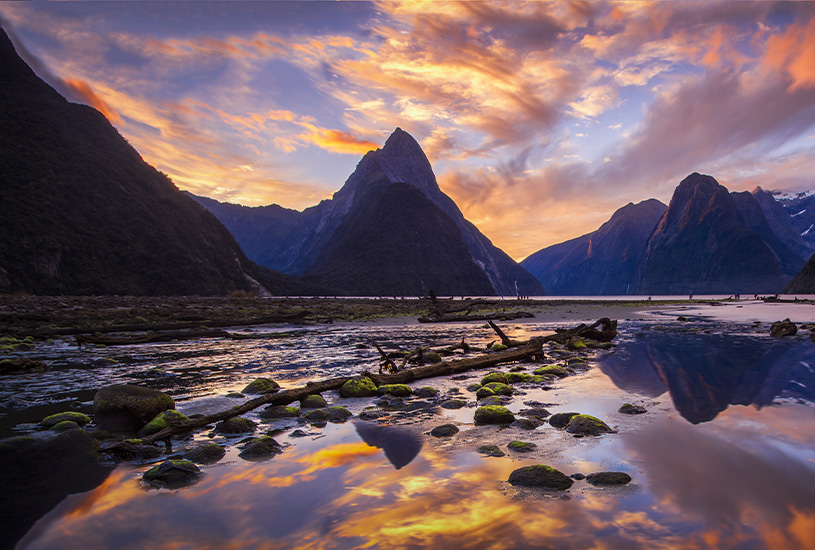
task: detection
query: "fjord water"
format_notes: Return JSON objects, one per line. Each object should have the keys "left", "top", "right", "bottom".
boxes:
{"left": 7, "top": 318, "right": 815, "bottom": 550}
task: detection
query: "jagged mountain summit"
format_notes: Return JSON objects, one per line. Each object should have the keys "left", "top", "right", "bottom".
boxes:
{"left": 521, "top": 199, "right": 667, "bottom": 295}
{"left": 0, "top": 28, "right": 307, "bottom": 296}
{"left": 195, "top": 128, "right": 544, "bottom": 297}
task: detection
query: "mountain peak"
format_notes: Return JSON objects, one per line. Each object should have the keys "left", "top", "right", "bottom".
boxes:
{"left": 381, "top": 127, "right": 421, "bottom": 155}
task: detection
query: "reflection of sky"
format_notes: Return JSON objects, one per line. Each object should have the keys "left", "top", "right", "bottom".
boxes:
{"left": 21, "top": 403, "right": 815, "bottom": 550}
{"left": 2, "top": 2, "right": 815, "bottom": 260}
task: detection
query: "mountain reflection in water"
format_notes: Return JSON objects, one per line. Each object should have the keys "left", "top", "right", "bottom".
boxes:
{"left": 353, "top": 422, "right": 422, "bottom": 469}
{"left": 599, "top": 331, "right": 815, "bottom": 423}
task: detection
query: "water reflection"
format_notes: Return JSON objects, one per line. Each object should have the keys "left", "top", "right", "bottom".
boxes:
{"left": 353, "top": 422, "right": 422, "bottom": 469}
{"left": 599, "top": 332, "right": 815, "bottom": 423}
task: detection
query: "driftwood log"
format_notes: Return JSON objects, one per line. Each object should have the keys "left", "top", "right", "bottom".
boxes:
{"left": 101, "top": 318, "right": 617, "bottom": 452}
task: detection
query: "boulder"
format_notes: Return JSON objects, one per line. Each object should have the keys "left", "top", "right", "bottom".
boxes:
{"left": 533, "top": 365, "right": 569, "bottom": 378}
{"left": 619, "top": 403, "right": 647, "bottom": 415}
{"left": 430, "top": 424, "right": 459, "bottom": 437}
{"left": 143, "top": 459, "right": 201, "bottom": 487}
{"left": 238, "top": 436, "right": 282, "bottom": 461}
{"left": 241, "top": 378, "right": 280, "bottom": 394}
{"left": 324, "top": 406, "right": 353, "bottom": 423}
{"left": 377, "top": 384, "right": 412, "bottom": 397}
{"left": 586, "top": 471, "right": 632, "bottom": 486}
{"left": 483, "top": 382, "right": 512, "bottom": 396}
{"left": 214, "top": 417, "right": 257, "bottom": 434}
{"left": 93, "top": 384, "right": 175, "bottom": 433}
{"left": 138, "top": 409, "right": 189, "bottom": 437}
{"left": 305, "top": 409, "right": 328, "bottom": 423}
{"left": 507, "top": 441, "right": 537, "bottom": 452}
{"left": 508, "top": 465, "right": 573, "bottom": 490}
{"left": 339, "top": 376, "right": 378, "bottom": 398}
{"left": 477, "top": 445, "right": 505, "bottom": 457}
{"left": 770, "top": 318, "right": 797, "bottom": 337}
{"left": 476, "top": 387, "right": 495, "bottom": 400}
{"left": 564, "top": 414, "right": 613, "bottom": 436}
{"left": 300, "top": 394, "right": 327, "bottom": 409}
{"left": 474, "top": 405, "right": 515, "bottom": 424}
{"left": 185, "top": 442, "right": 226, "bottom": 464}
{"left": 440, "top": 399, "right": 466, "bottom": 409}
{"left": 480, "top": 372, "right": 508, "bottom": 385}
{"left": 40, "top": 411, "right": 90, "bottom": 428}
{"left": 259, "top": 406, "right": 300, "bottom": 420}
{"left": 548, "top": 412, "right": 579, "bottom": 428}
{"left": 414, "top": 386, "right": 438, "bottom": 398}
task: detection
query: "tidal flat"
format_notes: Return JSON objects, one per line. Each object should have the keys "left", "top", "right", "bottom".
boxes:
{"left": 2, "top": 296, "right": 815, "bottom": 550}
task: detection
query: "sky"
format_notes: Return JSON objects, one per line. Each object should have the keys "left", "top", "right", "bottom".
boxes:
{"left": 2, "top": 1, "right": 815, "bottom": 261}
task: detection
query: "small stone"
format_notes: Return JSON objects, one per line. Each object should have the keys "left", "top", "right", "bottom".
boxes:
{"left": 482, "top": 382, "right": 512, "bottom": 396}
{"left": 430, "top": 424, "right": 459, "bottom": 437}
{"left": 508, "top": 465, "right": 573, "bottom": 490}
{"left": 507, "top": 440, "right": 537, "bottom": 452}
{"left": 619, "top": 403, "right": 647, "bottom": 415}
{"left": 323, "top": 406, "right": 352, "bottom": 423}
{"left": 511, "top": 419, "right": 538, "bottom": 430}
{"left": 215, "top": 417, "right": 257, "bottom": 435}
{"left": 358, "top": 410, "right": 383, "bottom": 421}
{"left": 377, "top": 384, "right": 412, "bottom": 397}
{"left": 259, "top": 406, "right": 300, "bottom": 420}
{"left": 474, "top": 405, "right": 515, "bottom": 424}
{"left": 480, "top": 372, "right": 508, "bottom": 385}
{"left": 414, "top": 386, "right": 438, "bottom": 398}
{"left": 185, "top": 442, "right": 226, "bottom": 464}
{"left": 300, "top": 394, "right": 328, "bottom": 409}
{"left": 241, "top": 377, "right": 280, "bottom": 395}
{"left": 564, "top": 414, "right": 613, "bottom": 436}
{"left": 548, "top": 412, "right": 580, "bottom": 428}
{"left": 586, "top": 472, "right": 632, "bottom": 486}
{"left": 440, "top": 399, "right": 466, "bottom": 409}
{"left": 477, "top": 445, "right": 505, "bottom": 457}
{"left": 238, "top": 436, "right": 283, "bottom": 460}
{"left": 533, "top": 365, "right": 569, "bottom": 378}
{"left": 143, "top": 459, "right": 201, "bottom": 487}
{"left": 339, "top": 376, "right": 378, "bottom": 398}
{"left": 40, "top": 411, "right": 91, "bottom": 428}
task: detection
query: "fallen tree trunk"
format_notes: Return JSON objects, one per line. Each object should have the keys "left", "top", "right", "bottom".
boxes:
{"left": 102, "top": 318, "right": 616, "bottom": 451}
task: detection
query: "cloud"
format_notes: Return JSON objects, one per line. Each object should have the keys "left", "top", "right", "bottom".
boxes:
{"left": 62, "top": 78, "right": 122, "bottom": 123}
{"left": 297, "top": 124, "right": 379, "bottom": 155}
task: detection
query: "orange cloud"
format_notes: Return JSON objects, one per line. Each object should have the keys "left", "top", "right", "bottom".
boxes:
{"left": 299, "top": 124, "right": 380, "bottom": 155}
{"left": 765, "top": 17, "right": 815, "bottom": 91}
{"left": 62, "top": 78, "right": 121, "bottom": 124}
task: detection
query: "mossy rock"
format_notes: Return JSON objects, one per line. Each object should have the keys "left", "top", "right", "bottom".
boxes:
{"left": 430, "top": 424, "right": 459, "bottom": 437}
{"left": 619, "top": 403, "right": 647, "bottom": 415}
{"left": 143, "top": 459, "right": 201, "bottom": 487}
{"left": 564, "top": 414, "right": 612, "bottom": 436}
{"left": 339, "top": 376, "right": 378, "bottom": 398}
{"left": 423, "top": 351, "right": 442, "bottom": 363}
{"left": 511, "top": 418, "right": 539, "bottom": 430}
{"left": 0, "top": 336, "right": 19, "bottom": 345}
{"left": 508, "top": 465, "right": 573, "bottom": 490}
{"left": 377, "top": 384, "right": 412, "bottom": 397}
{"left": 93, "top": 384, "right": 175, "bottom": 434}
{"left": 440, "top": 399, "right": 466, "bottom": 409}
{"left": 324, "top": 406, "right": 353, "bottom": 423}
{"left": 490, "top": 343, "right": 508, "bottom": 352}
{"left": 533, "top": 365, "right": 569, "bottom": 378}
{"left": 215, "top": 417, "right": 257, "bottom": 434}
{"left": 519, "top": 408, "right": 550, "bottom": 421}
{"left": 480, "top": 372, "right": 508, "bottom": 385}
{"left": 305, "top": 409, "right": 328, "bottom": 423}
{"left": 259, "top": 406, "right": 300, "bottom": 420}
{"left": 478, "top": 445, "right": 505, "bottom": 457}
{"left": 507, "top": 440, "right": 537, "bottom": 452}
{"left": 300, "top": 394, "right": 327, "bottom": 409}
{"left": 241, "top": 377, "right": 280, "bottom": 395}
{"left": 483, "top": 382, "right": 512, "bottom": 396}
{"left": 474, "top": 405, "right": 515, "bottom": 424}
{"left": 480, "top": 396, "right": 505, "bottom": 406}
{"left": 238, "top": 436, "right": 283, "bottom": 461}
{"left": 138, "top": 409, "right": 189, "bottom": 437}
{"left": 567, "top": 337, "right": 587, "bottom": 350}
{"left": 466, "top": 383, "right": 483, "bottom": 393}
{"left": 548, "top": 412, "right": 580, "bottom": 428}
{"left": 585, "top": 471, "right": 632, "bottom": 486}
{"left": 40, "top": 411, "right": 91, "bottom": 428}
{"left": 476, "top": 387, "right": 496, "bottom": 400}
{"left": 414, "top": 386, "right": 438, "bottom": 398}
{"left": 52, "top": 420, "right": 81, "bottom": 432}
{"left": 185, "top": 442, "right": 226, "bottom": 464}
{"left": 505, "top": 372, "right": 530, "bottom": 384}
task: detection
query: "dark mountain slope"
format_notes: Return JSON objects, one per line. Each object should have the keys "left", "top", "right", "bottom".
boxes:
{"left": 752, "top": 187, "right": 813, "bottom": 260}
{"left": 0, "top": 28, "right": 304, "bottom": 296}
{"left": 521, "top": 199, "right": 666, "bottom": 295}
{"left": 637, "top": 173, "right": 785, "bottom": 294}
{"left": 305, "top": 181, "right": 495, "bottom": 296}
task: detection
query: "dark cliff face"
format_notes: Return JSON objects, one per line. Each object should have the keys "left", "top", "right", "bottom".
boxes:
{"left": 637, "top": 173, "right": 786, "bottom": 294}
{"left": 0, "top": 29, "right": 304, "bottom": 296}
{"left": 521, "top": 199, "right": 666, "bottom": 295}
{"left": 197, "top": 127, "right": 544, "bottom": 296}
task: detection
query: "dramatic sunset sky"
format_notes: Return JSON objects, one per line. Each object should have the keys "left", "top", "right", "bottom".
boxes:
{"left": 2, "top": 1, "right": 815, "bottom": 260}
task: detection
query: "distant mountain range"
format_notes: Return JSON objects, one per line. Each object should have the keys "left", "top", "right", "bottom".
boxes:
{"left": 193, "top": 128, "right": 544, "bottom": 297}
{"left": 523, "top": 173, "right": 814, "bottom": 295}
{"left": 0, "top": 28, "right": 313, "bottom": 296}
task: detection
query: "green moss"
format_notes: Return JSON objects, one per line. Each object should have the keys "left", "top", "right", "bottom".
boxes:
{"left": 300, "top": 394, "right": 328, "bottom": 409}
{"left": 377, "top": 384, "right": 412, "bottom": 397}
{"left": 480, "top": 372, "right": 508, "bottom": 385}
{"left": 423, "top": 351, "right": 442, "bottom": 363}
{"left": 490, "top": 343, "right": 508, "bottom": 352}
{"left": 466, "top": 383, "right": 483, "bottom": 392}
{"left": 339, "top": 376, "right": 378, "bottom": 398}
{"left": 139, "top": 409, "right": 189, "bottom": 436}
{"left": 52, "top": 420, "right": 81, "bottom": 432}
{"left": 474, "top": 405, "right": 515, "bottom": 424}
{"left": 507, "top": 440, "right": 537, "bottom": 452}
{"left": 0, "top": 336, "right": 19, "bottom": 345}
{"left": 564, "top": 414, "right": 612, "bottom": 436}
{"left": 476, "top": 387, "right": 495, "bottom": 399}
{"left": 241, "top": 378, "right": 280, "bottom": 395}
{"left": 533, "top": 365, "right": 569, "bottom": 378}
{"left": 477, "top": 445, "right": 506, "bottom": 457}
{"left": 483, "top": 382, "right": 512, "bottom": 396}
{"left": 567, "top": 337, "right": 587, "bottom": 350}
{"left": 40, "top": 411, "right": 91, "bottom": 428}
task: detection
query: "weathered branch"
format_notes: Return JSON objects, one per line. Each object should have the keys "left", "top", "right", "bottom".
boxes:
{"left": 488, "top": 319, "right": 526, "bottom": 348}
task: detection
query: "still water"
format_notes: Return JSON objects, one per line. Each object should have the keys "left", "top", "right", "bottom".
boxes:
{"left": 4, "top": 319, "right": 815, "bottom": 550}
